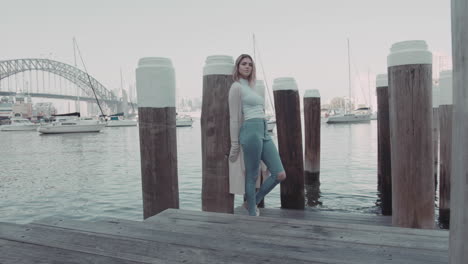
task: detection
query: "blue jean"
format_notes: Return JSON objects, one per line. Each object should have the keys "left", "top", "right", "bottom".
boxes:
{"left": 240, "top": 118, "right": 285, "bottom": 216}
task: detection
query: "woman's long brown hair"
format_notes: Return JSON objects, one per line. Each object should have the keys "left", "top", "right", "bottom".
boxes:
{"left": 232, "top": 54, "right": 256, "bottom": 88}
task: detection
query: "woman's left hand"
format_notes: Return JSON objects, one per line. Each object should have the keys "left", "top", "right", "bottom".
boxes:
{"left": 229, "top": 142, "right": 240, "bottom": 162}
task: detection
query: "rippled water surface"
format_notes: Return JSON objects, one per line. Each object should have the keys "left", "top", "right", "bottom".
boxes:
{"left": 1, "top": 118, "right": 387, "bottom": 223}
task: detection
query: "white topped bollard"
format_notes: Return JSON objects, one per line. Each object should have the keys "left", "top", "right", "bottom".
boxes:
{"left": 450, "top": 2, "right": 468, "bottom": 262}
{"left": 201, "top": 55, "right": 235, "bottom": 213}
{"left": 376, "top": 73, "right": 392, "bottom": 216}
{"left": 303, "top": 89, "right": 321, "bottom": 207}
{"left": 387, "top": 40, "right": 434, "bottom": 229}
{"left": 272, "top": 77, "right": 304, "bottom": 209}
{"left": 438, "top": 69, "right": 453, "bottom": 228}
{"left": 135, "top": 57, "right": 179, "bottom": 219}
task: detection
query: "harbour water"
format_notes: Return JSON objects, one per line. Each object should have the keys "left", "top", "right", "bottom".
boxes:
{"left": 1, "top": 118, "right": 400, "bottom": 224}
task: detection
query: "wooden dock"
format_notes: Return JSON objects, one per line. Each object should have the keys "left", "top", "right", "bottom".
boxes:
{"left": 0, "top": 208, "right": 448, "bottom": 263}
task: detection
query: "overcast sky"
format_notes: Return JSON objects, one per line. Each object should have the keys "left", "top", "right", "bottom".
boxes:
{"left": 1, "top": 0, "right": 452, "bottom": 107}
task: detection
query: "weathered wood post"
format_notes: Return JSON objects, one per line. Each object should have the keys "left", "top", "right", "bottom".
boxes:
{"left": 432, "top": 84, "right": 440, "bottom": 192}
{"left": 438, "top": 70, "right": 453, "bottom": 228}
{"left": 450, "top": 1, "right": 468, "bottom": 261}
{"left": 201, "top": 55, "right": 234, "bottom": 213}
{"left": 376, "top": 73, "right": 392, "bottom": 216}
{"left": 272, "top": 77, "right": 305, "bottom": 209}
{"left": 303, "top": 89, "right": 321, "bottom": 207}
{"left": 136, "top": 57, "right": 179, "bottom": 219}
{"left": 387, "top": 40, "right": 434, "bottom": 229}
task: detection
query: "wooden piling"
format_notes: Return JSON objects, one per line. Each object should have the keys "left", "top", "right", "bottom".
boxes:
{"left": 432, "top": 84, "right": 440, "bottom": 193}
{"left": 136, "top": 57, "right": 179, "bottom": 219}
{"left": 432, "top": 109, "right": 440, "bottom": 191}
{"left": 450, "top": 1, "right": 468, "bottom": 261}
{"left": 272, "top": 77, "right": 305, "bottom": 210}
{"left": 303, "top": 89, "right": 321, "bottom": 207}
{"left": 438, "top": 70, "right": 453, "bottom": 228}
{"left": 201, "top": 55, "right": 234, "bottom": 213}
{"left": 376, "top": 74, "right": 392, "bottom": 216}
{"left": 387, "top": 40, "right": 434, "bottom": 229}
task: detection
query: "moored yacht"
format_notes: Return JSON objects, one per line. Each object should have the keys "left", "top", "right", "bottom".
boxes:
{"left": 106, "top": 113, "right": 137, "bottom": 127}
{"left": 326, "top": 112, "right": 371, "bottom": 124}
{"left": 176, "top": 114, "right": 194, "bottom": 127}
{"left": 0, "top": 117, "right": 39, "bottom": 131}
{"left": 38, "top": 112, "right": 106, "bottom": 134}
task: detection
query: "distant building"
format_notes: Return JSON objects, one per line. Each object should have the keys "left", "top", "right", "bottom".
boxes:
{"left": 33, "top": 102, "right": 57, "bottom": 118}
{"left": 0, "top": 96, "right": 13, "bottom": 120}
{"left": 12, "top": 93, "right": 33, "bottom": 118}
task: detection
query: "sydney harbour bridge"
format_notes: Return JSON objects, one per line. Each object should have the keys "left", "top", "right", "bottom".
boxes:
{"left": 0, "top": 58, "right": 137, "bottom": 115}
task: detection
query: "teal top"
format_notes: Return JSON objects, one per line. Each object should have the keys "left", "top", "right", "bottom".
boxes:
{"left": 239, "top": 78, "right": 265, "bottom": 120}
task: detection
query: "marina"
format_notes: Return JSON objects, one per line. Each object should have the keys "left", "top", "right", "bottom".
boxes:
{"left": 0, "top": 119, "right": 383, "bottom": 223}
{"left": 1, "top": 1, "right": 467, "bottom": 263}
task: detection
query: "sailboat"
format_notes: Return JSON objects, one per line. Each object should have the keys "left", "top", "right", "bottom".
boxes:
{"left": 38, "top": 38, "right": 106, "bottom": 134}
{"left": 38, "top": 112, "right": 106, "bottom": 134}
{"left": 327, "top": 39, "right": 371, "bottom": 124}
{"left": 176, "top": 113, "right": 194, "bottom": 127}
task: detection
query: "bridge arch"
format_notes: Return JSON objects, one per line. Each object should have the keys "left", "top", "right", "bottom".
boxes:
{"left": 0, "top": 58, "right": 118, "bottom": 108}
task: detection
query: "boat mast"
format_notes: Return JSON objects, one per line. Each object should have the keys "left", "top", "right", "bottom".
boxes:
{"left": 73, "top": 37, "right": 80, "bottom": 114}
{"left": 347, "top": 38, "right": 351, "bottom": 114}
{"left": 368, "top": 68, "right": 372, "bottom": 111}
{"left": 253, "top": 33, "right": 276, "bottom": 115}
{"left": 120, "top": 68, "right": 124, "bottom": 115}
{"left": 74, "top": 38, "right": 106, "bottom": 118}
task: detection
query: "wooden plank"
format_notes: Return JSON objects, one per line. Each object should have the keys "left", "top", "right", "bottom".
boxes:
{"left": 150, "top": 209, "right": 448, "bottom": 251}
{"left": 30, "top": 218, "right": 324, "bottom": 264}
{"left": 143, "top": 213, "right": 448, "bottom": 264}
{"left": 0, "top": 238, "right": 149, "bottom": 264}
{"left": 159, "top": 209, "right": 447, "bottom": 238}
{"left": 0, "top": 221, "right": 251, "bottom": 264}
{"left": 32, "top": 216, "right": 447, "bottom": 264}
{"left": 234, "top": 207, "right": 393, "bottom": 226}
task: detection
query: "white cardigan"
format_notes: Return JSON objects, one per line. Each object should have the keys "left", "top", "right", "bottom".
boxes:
{"left": 228, "top": 81, "right": 269, "bottom": 195}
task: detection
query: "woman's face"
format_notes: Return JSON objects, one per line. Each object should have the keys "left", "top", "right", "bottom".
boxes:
{"left": 238, "top": 57, "right": 253, "bottom": 79}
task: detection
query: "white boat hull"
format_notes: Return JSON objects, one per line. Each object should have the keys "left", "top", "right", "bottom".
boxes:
{"left": 0, "top": 124, "right": 39, "bottom": 131}
{"left": 38, "top": 123, "right": 106, "bottom": 134}
{"left": 106, "top": 120, "right": 137, "bottom": 127}
{"left": 176, "top": 119, "right": 193, "bottom": 127}
{"left": 326, "top": 114, "right": 371, "bottom": 124}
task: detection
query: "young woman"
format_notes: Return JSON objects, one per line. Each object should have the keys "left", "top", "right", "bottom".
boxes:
{"left": 228, "top": 54, "right": 286, "bottom": 216}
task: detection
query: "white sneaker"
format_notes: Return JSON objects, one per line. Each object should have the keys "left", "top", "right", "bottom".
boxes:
{"left": 243, "top": 202, "right": 260, "bottom": 216}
